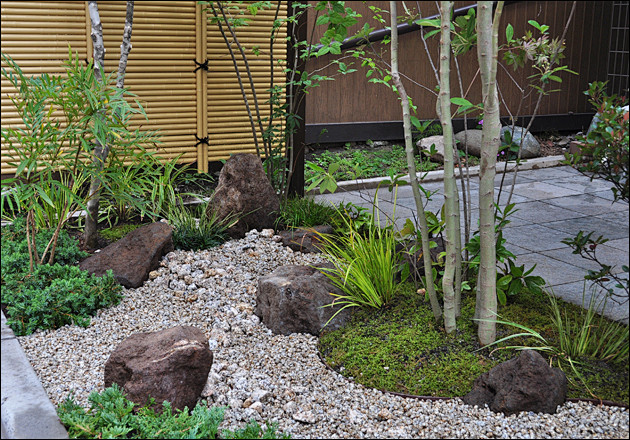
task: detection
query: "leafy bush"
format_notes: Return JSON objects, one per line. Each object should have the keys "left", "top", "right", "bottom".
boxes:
{"left": 565, "top": 81, "right": 629, "bottom": 203}
{"left": 57, "top": 384, "right": 290, "bottom": 439}
{"left": 3, "top": 263, "right": 122, "bottom": 336}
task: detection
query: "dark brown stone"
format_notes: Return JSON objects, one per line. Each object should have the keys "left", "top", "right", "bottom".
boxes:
{"left": 255, "top": 264, "right": 352, "bottom": 335}
{"left": 278, "top": 225, "right": 334, "bottom": 253}
{"left": 79, "top": 222, "right": 173, "bottom": 288}
{"left": 104, "top": 326, "right": 213, "bottom": 412}
{"left": 463, "top": 349, "right": 567, "bottom": 415}
{"left": 207, "top": 153, "right": 280, "bottom": 239}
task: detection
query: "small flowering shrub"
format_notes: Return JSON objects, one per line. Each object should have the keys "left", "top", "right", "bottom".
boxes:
{"left": 565, "top": 81, "right": 629, "bottom": 203}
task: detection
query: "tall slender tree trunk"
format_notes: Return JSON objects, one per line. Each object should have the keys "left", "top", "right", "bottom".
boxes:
{"left": 390, "top": 1, "right": 442, "bottom": 320}
{"left": 84, "top": 1, "right": 134, "bottom": 249}
{"left": 438, "top": 0, "right": 458, "bottom": 333}
{"left": 476, "top": 1, "right": 503, "bottom": 346}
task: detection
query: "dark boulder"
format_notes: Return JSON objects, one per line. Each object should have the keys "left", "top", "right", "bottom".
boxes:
{"left": 104, "top": 326, "right": 213, "bottom": 412}
{"left": 207, "top": 153, "right": 280, "bottom": 239}
{"left": 255, "top": 264, "right": 352, "bottom": 335}
{"left": 463, "top": 349, "right": 567, "bottom": 415}
{"left": 79, "top": 222, "right": 173, "bottom": 288}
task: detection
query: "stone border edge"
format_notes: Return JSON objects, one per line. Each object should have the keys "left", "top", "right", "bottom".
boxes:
{"left": 307, "top": 155, "right": 567, "bottom": 195}
{"left": 1, "top": 311, "right": 69, "bottom": 439}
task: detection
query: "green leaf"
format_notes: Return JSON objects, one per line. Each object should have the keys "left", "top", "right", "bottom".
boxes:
{"left": 497, "top": 274, "right": 513, "bottom": 289}
{"left": 506, "top": 24, "right": 514, "bottom": 42}
{"left": 497, "top": 288, "right": 507, "bottom": 306}
{"left": 450, "top": 97, "right": 473, "bottom": 107}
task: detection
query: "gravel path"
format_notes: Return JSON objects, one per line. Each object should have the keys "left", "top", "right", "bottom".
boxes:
{"left": 17, "top": 229, "right": 629, "bottom": 439}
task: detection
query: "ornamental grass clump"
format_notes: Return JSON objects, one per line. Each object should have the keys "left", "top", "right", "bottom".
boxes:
{"left": 315, "top": 210, "right": 406, "bottom": 324}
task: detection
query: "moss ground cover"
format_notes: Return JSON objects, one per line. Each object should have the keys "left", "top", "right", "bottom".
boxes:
{"left": 318, "top": 283, "right": 629, "bottom": 404}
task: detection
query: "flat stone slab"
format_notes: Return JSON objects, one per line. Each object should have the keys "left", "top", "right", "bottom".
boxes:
{"left": 504, "top": 224, "right": 574, "bottom": 252}
{"left": 510, "top": 201, "right": 588, "bottom": 224}
{"left": 508, "top": 181, "right": 583, "bottom": 201}
{"left": 1, "top": 312, "right": 68, "bottom": 439}
{"left": 544, "top": 216, "right": 629, "bottom": 241}
{"left": 544, "top": 193, "right": 627, "bottom": 216}
{"left": 513, "top": 252, "right": 591, "bottom": 286}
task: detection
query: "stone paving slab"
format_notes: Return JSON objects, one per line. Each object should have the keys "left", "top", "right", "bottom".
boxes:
{"left": 510, "top": 200, "right": 588, "bottom": 224}
{"left": 513, "top": 252, "right": 591, "bottom": 286}
{"left": 543, "top": 216, "right": 629, "bottom": 241}
{"left": 503, "top": 223, "right": 575, "bottom": 252}
{"left": 540, "top": 245, "right": 628, "bottom": 274}
{"left": 508, "top": 181, "right": 584, "bottom": 200}
{"left": 544, "top": 193, "right": 628, "bottom": 216}
{"left": 547, "top": 281, "right": 629, "bottom": 325}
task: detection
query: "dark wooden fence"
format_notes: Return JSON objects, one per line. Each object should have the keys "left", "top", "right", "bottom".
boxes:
{"left": 303, "top": 1, "right": 616, "bottom": 144}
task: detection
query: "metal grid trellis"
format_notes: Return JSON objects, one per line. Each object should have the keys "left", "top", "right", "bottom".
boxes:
{"left": 607, "top": 1, "right": 630, "bottom": 97}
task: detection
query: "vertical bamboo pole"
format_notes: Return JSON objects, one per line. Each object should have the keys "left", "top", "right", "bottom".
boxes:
{"left": 195, "top": 2, "right": 205, "bottom": 173}
{"left": 85, "top": 2, "right": 93, "bottom": 61}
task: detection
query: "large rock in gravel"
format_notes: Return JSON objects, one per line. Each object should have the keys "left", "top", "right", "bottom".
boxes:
{"left": 79, "top": 222, "right": 173, "bottom": 288}
{"left": 104, "top": 326, "right": 213, "bottom": 412}
{"left": 278, "top": 225, "right": 333, "bottom": 253}
{"left": 208, "top": 153, "right": 280, "bottom": 239}
{"left": 255, "top": 264, "right": 352, "bottom": 335}
{"left": 463, "top": 349, "right": 567, "bottom": 415}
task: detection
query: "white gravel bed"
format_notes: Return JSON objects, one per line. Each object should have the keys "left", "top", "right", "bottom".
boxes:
{"left": 16, "top": 229, "right": 630, "bottom": 439}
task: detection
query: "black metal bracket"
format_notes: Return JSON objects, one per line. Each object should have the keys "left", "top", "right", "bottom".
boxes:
{"left": 195, "top": 135, "right": 210, "bottom": 147}
{"left": 193, "top": 59, "right": 209, "bottom": 72}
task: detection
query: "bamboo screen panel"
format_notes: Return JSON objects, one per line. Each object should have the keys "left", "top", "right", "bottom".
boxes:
{"left": 1, "top": 1, "right": 288, "bottom": 175}
{"left": 96, "top": 1, "right": 198, "bottom": 164}
{"left": 206, "top": 3, "right": 287, "bottom": 161}
{"left": 0, "top": 1, "right": 89, "bottom": 174}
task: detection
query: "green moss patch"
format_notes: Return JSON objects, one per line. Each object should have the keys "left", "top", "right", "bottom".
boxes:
{"left": 318, "top": 284, "right": 629, "bottom": 405}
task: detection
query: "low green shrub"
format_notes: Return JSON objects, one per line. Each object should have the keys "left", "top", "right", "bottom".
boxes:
{"left": 1, "top": 216, "right": 88, "bottom": 283}
{"left": 57, "top": 384, "right": 290, "bottom": 439}
{"left": 3, "top": 263, "right": 122, "bottom": 336}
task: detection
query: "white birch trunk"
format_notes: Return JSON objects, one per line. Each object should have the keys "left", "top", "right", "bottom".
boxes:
{"left": 476, "top": 1, "right": 503, "bottom": 346}
{"left": 438, "top": 1, "right": 458, "bottom": 333}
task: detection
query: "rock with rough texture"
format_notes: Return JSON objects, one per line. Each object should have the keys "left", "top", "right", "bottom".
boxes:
{"left": 417, "top": 135, "right": 458, "bottom": 163}
{"left": 255, "top": 264, "right": 352, "bottom": 335}
{"left": 500, "top": 126, "right": 541, "bottom": 158}
{"left": 104, "top": 326, "right": 213, "bottom": 412}
{"left": 454, "top": 130, "right": 483, "bottom": 157}
{"left": 208, "top": 153, "right": 280, "bottom": 239}
{"left": 278, "top": 225, "right": 333, "bottom": 253}
{"left": 463, "top": 349, "right": 567, "bottom": 415}
{"left": 79, "top": 222, "right": 173, "bottom": 288}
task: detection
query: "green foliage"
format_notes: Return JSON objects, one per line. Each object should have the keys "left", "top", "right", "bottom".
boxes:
{"left": 1, "top": 216, "right": 88, "bottom": 282}
{"left": 564, "top": 81, "right": 629, "bottom": 203}
{"left": 305, "top": 144, "right": 439, "bottom": 190}
{"left": 562, "top": 230, "right": 629, "bottom": 302}
{"left": 57, "top": 384, "right": 290, "bottom": 439}
{"left": 319, "top": 285, "right": 629, "bottom": 404}
{"left": 315, "top": 211, "right": 406, "bottom": 325}
{"left": 1, "top": 49, "right": 159, "bottom": 263}
{"left": 274, "top": 196, "right": 340, "bottom": 229}
{"left": 465, "top": 203, "right": 545, "bottom": 305}
{"left": 2, "top": 263, "right": 121, "bottom": 336}
{"left": 166, "top": 197, "right": 237, "bottom": 251}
